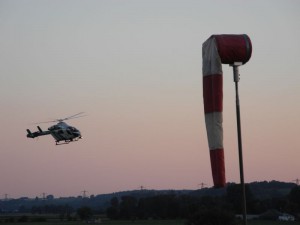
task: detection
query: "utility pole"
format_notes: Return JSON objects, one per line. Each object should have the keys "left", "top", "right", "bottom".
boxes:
{"left": 293, "top": 178, "right": 300, "bottom": 185}
{"left": 81, "top": 190, "right": 88, "bottom": 198}
{"left": 42, "top": 193, "right": 47, "bottom": 200}
{"left": 198, "top": 182, "right": 207, "bottom": 189}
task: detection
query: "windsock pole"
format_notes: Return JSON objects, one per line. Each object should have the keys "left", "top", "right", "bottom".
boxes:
{"left": 231, "top": 62, "right": 247, "bottom": 225}
{"left": 203, "top": 34, "right": 252, "bottom": 225}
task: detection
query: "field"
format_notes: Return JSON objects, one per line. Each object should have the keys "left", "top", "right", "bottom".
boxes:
{"left": 0, "top": 221, "right": 300, "bottom": 225}
{"left": 0, "top": 218, "right": 184, "bottom": 225}
{"left": 98, "top": 220, "right": 299, "bottom": 225}
{"left": 0, "top": 215, "right": 299, "bottom": 225}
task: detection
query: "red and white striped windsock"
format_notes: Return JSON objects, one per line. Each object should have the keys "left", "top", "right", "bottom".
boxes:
{"left": 202, "top": 34, "right": 252, "bottom": 188}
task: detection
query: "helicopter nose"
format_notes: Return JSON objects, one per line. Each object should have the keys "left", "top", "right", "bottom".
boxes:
{"left": 74, "top": 131, "right": 81, "bottom": 138}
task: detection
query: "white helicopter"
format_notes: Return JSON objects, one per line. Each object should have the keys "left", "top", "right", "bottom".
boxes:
{"left": 26, "top": 112, "right": 84, "bottom": 145}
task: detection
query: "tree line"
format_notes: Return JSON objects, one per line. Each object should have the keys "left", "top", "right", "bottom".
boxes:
{"left": 106, "top": 184, "right": 300, "bottom": 220}
{"left": 1, "top": 181, "right": 299, "bottom": 223}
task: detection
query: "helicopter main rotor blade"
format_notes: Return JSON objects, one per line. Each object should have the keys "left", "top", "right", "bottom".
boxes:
{"left": 33, "top": 120, "right": 58, "bottom": 124}
{"left": 32, "top": 112, "right": 85, "bottom": 124}
{"left": 62, "top": 112, "right": 85, "bottom": 121}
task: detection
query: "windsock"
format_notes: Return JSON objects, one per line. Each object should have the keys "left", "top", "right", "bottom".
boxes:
{"left": 202, "top": 34, "right": 252, "bottom": 187}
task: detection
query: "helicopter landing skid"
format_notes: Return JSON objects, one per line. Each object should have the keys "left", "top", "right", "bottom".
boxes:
{"left": 56, "top": 142, "right": 70, "bottom": 145}
{"left": 55, "top": 138, "right": 80, "bottom": 145}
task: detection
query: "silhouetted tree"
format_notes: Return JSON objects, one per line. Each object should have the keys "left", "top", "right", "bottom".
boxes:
{"left": 177, "top": 195, "right": 200, "bottom": 218}
{"left": 226, "top": 183, "right": 255, "bottom": 213}
{"left": 289, "top": 186, "right": 300, "bottom": 206}
{"left": 106, "top": 197, "right": 121, "bottom": 219}
{"left": 119, "top": 196, "right": 137, "bottom": 219}
{"left": 110, "top": 197, "right": 119, "bottom": 208}
{"left": 136, "top": 194, "right": 180, "bottom": 219}
{"left": 77, "top": 206, "right": 93, "bottom": 220}
{"left": 287, "top": 185, "right": 300, "bottom": 213}
{"left": 187, "top": 208, "right": 237, "bottom": 225}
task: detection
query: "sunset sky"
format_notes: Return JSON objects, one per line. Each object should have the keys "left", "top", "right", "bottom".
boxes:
{"left": 1, "top": 0, "right": 299, "bottom": 198}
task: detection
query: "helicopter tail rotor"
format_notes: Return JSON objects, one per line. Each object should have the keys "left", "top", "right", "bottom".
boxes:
{"left": 26, "top": 129, "right": 34, "bottom": 138}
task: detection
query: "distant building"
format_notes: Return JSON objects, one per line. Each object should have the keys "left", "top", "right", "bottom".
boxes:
{"left": 236, "top": 214, "right": 259, "bottom": 220}
{"left": 260, "top": 210, "right": 295, "bottom": 221}
{"left": 278, "top": 213, "right": 295, "bottom": 221}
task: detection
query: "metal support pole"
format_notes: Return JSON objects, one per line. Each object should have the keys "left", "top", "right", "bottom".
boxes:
{"left": 231, "top": 62, "right": 247, "bottom": 225}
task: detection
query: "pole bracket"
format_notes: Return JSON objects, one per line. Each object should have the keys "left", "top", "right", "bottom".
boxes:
{"left": 230, "top": 62, "right": 242, "bottom": 83}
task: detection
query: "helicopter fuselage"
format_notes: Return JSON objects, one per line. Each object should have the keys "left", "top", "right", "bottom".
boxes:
{"left": 27, "top": 122, "right": 82, "bottom": 145}
{"left": 48, "top": 122, "right": 82, "bottom": 144}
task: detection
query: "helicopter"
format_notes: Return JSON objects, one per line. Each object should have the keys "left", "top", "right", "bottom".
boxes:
{"left": 26, "top": 112, "right": 84, "bottom": 145}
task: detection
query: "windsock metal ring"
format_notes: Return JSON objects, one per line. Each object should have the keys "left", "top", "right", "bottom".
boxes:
{"left": 202, "top": 34, "right": 252, "bottom": 187}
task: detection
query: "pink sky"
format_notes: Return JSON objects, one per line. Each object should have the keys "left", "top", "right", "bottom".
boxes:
{"left": 0, "top": 0, "right": 299, "bottom": 198}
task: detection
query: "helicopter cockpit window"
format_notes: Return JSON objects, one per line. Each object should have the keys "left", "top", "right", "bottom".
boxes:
{"left": 69, "top": 127, "right": 78, "bottom": 132}
{"left": 49, "top": 125, "right": 59, "bottom": 130}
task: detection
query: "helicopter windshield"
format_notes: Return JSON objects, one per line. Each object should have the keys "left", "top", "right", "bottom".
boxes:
{"left": 68, "top": 127, "right": 79, "bottom": 132}
{"left": 49, "top": 125, "right": 59, "bottom": 130}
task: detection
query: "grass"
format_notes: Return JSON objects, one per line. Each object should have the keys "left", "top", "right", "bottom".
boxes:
{"left": 0, "top": 216, "right": 299, "bottom": 225}
{"left": 100, "top": 220, "right": 184, "bottom": 225}
{"left": 247, "top": 221, "right": 300, "bottom": 225}
{"left": 0, "top": 219, "right": 184, "bottom": 225}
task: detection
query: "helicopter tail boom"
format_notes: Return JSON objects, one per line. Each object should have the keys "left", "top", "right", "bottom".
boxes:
{"left": 26, "top": 127, "right": 51, "bottom": 138}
